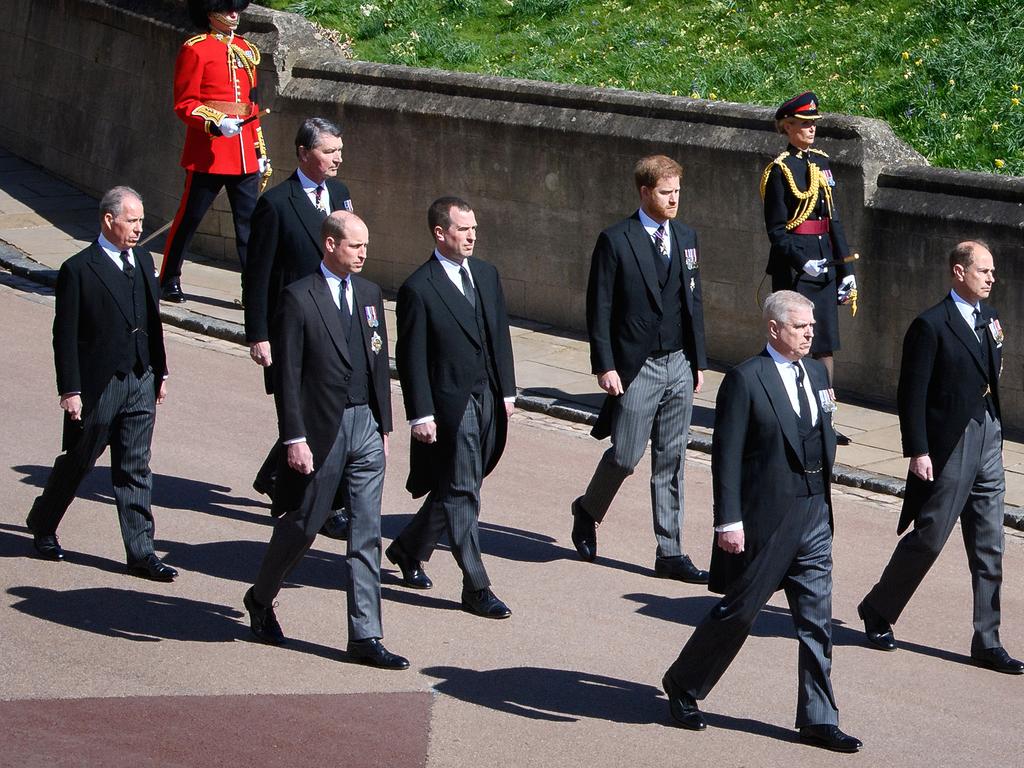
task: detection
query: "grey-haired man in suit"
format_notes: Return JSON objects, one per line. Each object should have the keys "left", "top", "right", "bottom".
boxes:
{"left": 663, "top": 291, "right": 861, "bottom": 753}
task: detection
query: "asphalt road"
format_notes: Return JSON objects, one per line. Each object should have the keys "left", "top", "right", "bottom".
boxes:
{"left": 2, "top": 271, "right": 1023, "bottom": 767}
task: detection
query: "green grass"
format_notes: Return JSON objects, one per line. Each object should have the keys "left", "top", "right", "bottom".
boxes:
{"left": 256, "top": 0, "right": 1024, "bottom": 175}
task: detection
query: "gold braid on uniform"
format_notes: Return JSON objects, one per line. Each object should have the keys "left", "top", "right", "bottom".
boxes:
{"left": 759, "top": 151, "right": 835, "bottom": 231}
{"left": 212, "top": 32, "right": 259, "bottom": 88}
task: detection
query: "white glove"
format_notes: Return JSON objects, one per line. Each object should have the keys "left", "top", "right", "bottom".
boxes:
{"left": 802, "top": 258, "right": 829, "bottom": 278}
{"left": 218, "top": 117, "right": 243, "bottom": 137}
{"left": 837, "top": 274, "right": 857, "bottom": 302}
{"left": 258, "top": 157, "right": 271, "bottom": 175}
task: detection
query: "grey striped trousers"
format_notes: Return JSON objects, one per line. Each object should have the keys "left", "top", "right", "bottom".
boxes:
{"left": 28, "top": 370, "right": 158, "bottom": 563}
{"left": 580, "top": 350, "right": 694, "bottom": 558}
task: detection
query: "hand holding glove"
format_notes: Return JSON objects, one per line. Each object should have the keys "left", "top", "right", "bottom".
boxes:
{"left": 838, "top": 274, "right": 857, "bottom": 303}
{"left": 218, "top": 117, "right": 243, "bottom": 137}
{"left": 802, "top": 258, "right": 829, "bottom": 278}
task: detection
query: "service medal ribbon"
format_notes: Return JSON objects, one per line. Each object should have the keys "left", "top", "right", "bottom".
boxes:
{"left": 989, "top": 318, "right": 1004, "bottom": 347}
{"left": 364, "top": 305, "right": 379, "bottom": 327}
{"left": 343, "top": 199, "right": 354, "bottom": 212}
{"left": 684, "top": 248, "right": 698, "bottom": 270}
{"left": 823, "top": 169, "right": 836, "bottom": 187}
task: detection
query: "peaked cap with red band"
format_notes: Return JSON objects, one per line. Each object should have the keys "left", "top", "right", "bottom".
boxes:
{"left": 775, "top": 91, "right": 822, "bottom": 121}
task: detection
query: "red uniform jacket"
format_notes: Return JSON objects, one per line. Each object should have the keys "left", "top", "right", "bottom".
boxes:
{"left": 173, "top": 31, "right": 264, "bottom": 175}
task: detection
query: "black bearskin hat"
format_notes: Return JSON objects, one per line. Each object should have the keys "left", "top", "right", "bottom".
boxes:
{"left": 187, "top": 0, "right": 250, "bottom": 29}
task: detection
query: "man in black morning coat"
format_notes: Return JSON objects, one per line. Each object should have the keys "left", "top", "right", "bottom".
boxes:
{"left": 243, "top": 211, "right": 407, "bottom": 669}
{"left": 243, "top": 117, "right": 353, "bottom": 539}
{"left": 386, "top": 196, "right": 518, "bottom": 619}
{"left": 662, "top": 290, "right": 862, "bottom": 753}
{"left": 858, "top": 240, "right": 1023, "bottom": 675}
{"left": 26, "top": 186, "right": 176, "bottom": 581}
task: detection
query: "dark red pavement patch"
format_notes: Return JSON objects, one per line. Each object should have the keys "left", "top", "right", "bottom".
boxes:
{"left": 3, "top": 691, "right": 432, "bottom": 768}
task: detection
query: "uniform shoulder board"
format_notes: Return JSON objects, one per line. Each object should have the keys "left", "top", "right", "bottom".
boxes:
{"left": 759, "top": 152, "right": 791, "bottom": 199}
{"left": 808, "top": 148, "right": 830, "bottom": 158}
{"left": 184, "top": 33, "right": 208, "bottom": 47}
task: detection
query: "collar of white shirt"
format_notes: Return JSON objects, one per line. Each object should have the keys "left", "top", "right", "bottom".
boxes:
{"left": 637, "top": 207, "right": 671, "bottom": 252}
{"left": 297, "top": 168, "right": 329, "bottom": 207}
{"left": 98, "top": 233, "right": 133, "bottom": 270}
{"left": 949, "top": 289, "right": 981, "bottom": 330}
{"left": 319, "top": 262, "right": 350, "bottom": 311}
{"left": 765, "top": 344, "right": 817, "bottom": 424}
{"left": 434, "top": 249, "right": 473, "bottom": 290}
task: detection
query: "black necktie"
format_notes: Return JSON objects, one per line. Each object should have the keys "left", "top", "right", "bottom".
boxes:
{"left": 339, "top": 278, "right": 352, "bottom": 339}
{"left": 973, "top": 308, "right": 986, "bottom": 348}
{"left": 794, "top": 363, "right": 812, "bottom": 431}
{"left": 120, "top": 250, "right": 134, "bottom": 279}
{"left": 460, "top": 265, "right": 476, "bottom": 308}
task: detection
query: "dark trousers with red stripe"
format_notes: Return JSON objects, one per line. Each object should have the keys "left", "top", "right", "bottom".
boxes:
{"left": 160, "top": 170, "right": 259, "bottom": 285}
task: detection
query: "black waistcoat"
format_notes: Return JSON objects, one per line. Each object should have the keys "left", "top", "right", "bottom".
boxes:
{"left": 113, "top": 265, "right": 150, "bottom": 376}
{"left": 647, "top": 237, "right": 685, "bottom": 355}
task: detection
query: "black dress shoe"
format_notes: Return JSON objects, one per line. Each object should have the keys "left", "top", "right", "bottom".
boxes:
{"left": 570, "top": 497, "right": 597, "bottom": 562}
{"left": 799, "top": 724, "right": 862, "bottom": 753}
{"left": 26, "top": 517, "right": 65, "bottom": 561}
{"left": 662, "top": 674, "right": 706, "bottom": 731}
{"left": 347, "top": 638, "right": 410, "bottom": 670}
{"left": 971, "top": 646, "right": 1024, "bottom": 675}
{"left": 243, "top": 587, "right": 285, "bottom": 645}
{"left": 384, "top": 541, "right": 433, "bottom": 589}
{"left": 161, "top": 279, "right": 186, "bottom": 303}
{"left": 654, "top": 554, "right": 709, "bottom": 584}
{"left": 319, "top": 509, "right": 350, "bottom": 541}
{"left": 127, "top": 553, "right": 178, "bottom": 582}
{"left": 835, "top": 431, "right": 852, "bottom": 446}
{"left": 461, "top": 587, "right": 512, "bottom": 619}
{"left": 857, "top": 601, "right": 897, "bottom": 651}
{"left": 32, "top": 534, "right": 65, "bottom": 561}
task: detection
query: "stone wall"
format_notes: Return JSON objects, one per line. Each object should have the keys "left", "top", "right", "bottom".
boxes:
{"left": 1, "top": 0, "right": 1022, "bottom": 424}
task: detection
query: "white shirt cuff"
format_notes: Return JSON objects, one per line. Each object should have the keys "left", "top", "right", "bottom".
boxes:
{"left": 410, "top": 415, "right": 434, "bottom": 427}
{"left": 283, "top": 437, "right": 306, "bottom": 445}
{"left": 714, "top": 521, "right": 744, "bottom": 532}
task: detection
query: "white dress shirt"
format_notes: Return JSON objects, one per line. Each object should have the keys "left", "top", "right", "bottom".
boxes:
{"left": 716, "top": 345, "right": 819, "bottom": 533}
{"left": 408, "top": 250, "right": 514, "bottom": 426}
{"left": 98, "top": 233, "right": 135, "bottom": 271}
{"left": 297, "top": 167, "right": 330, "bottom": 212}
{"left": 284, "top": 262, "right": 351, "bottom": 445}
{"left": 638, "top": 207, "right": 671, "bottom": 258}
{"left": 950, "top": 289, "right": 982, "bottom": 335}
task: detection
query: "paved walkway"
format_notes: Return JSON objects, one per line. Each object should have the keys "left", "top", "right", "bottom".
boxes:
{"left": 2, "top": 144, "right": 1022, "bottom": 522}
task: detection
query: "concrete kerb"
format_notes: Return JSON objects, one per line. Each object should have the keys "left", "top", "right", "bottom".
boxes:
{"left": 3, "top": 243, "right": 1023, "bottom": 532}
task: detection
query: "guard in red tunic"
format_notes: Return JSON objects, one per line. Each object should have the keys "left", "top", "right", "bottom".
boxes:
{"left": 160, "top": 0, "right": 271, "bottom": 303}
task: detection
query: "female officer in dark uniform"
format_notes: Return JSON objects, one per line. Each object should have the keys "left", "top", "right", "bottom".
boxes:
{"left": 760, "top": 91, "right": 856, "bottom": 443}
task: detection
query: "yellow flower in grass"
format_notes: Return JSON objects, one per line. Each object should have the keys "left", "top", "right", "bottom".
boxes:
{"left": 994, "top": 159, "right": 1006, "bottom": 168}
